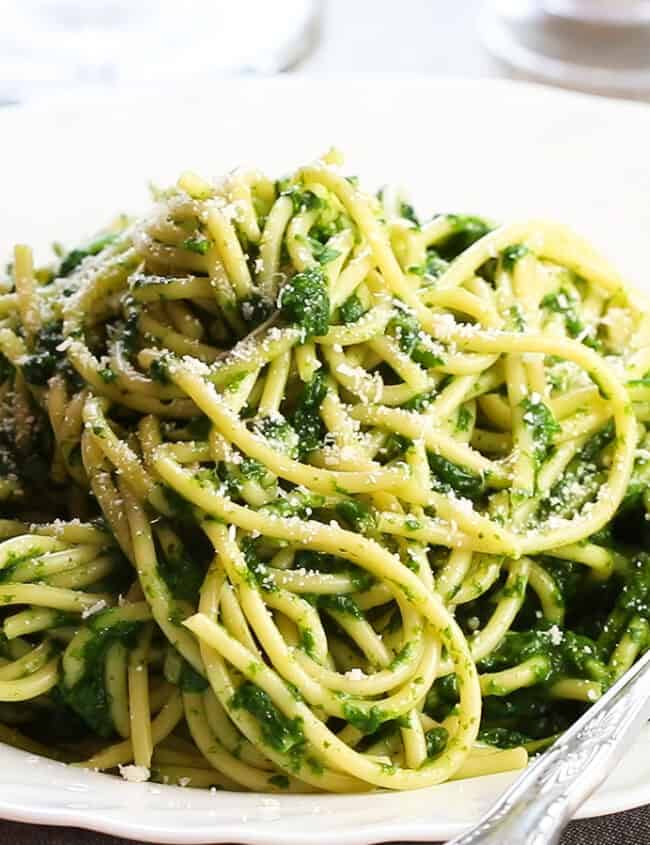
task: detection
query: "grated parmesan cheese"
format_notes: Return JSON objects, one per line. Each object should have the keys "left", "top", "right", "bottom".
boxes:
{"left": 118, "top": 765, "right": 150, "bottom": 783}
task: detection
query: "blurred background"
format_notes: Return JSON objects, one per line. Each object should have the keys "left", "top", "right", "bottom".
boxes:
{"left": 4, "top": 0, "right": 650, "bottom": 106}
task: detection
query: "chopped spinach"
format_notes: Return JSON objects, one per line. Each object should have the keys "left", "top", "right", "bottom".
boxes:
{"left": 156, "top": 531, "right": 207, "bottom": 602}
{"left": 478, "top": 727, "right": 531, "bottom": 749}
{"left": 425, "top": 726, "right": 449, "bottom": 758}
{"left": 182, "top": 235, "right": 211, "bottom": 255}
{"left": 541, "top": 289, "right": 584, "bottom": 338}
{"left": 428, "top": 452, "right": 484, "bottom": 499}
{"left": 59, "top": 232, "right": 119, "bottom": 277}
{"left": 520, "top": 397, "right": 560, "bottom": 463}
{"left": 231, "top": 681, "right": 305, "bottom": 754}
{"left": 21, "top": 321, "right": 81, "bottom": 389}
{"left": 436, "top": 215, "right": 492, "bottom": 261}
{"left": 501, "top": 244, "right": 529, "bottom": 271}
{"left": 242, "top": 537, "right": 276, "bottom": 592}
{"left": 339, "top": 293, "right": 367, "bottom": 324}
{"left": 281, "top": 185, "right": 323, "bottom": 214}
{"left": 306, "top": 593, "right": 363, "bottom": 619}
{"left": 256, "top": 414, "right": 300, "bottom": 459}
{"left": 388, "top": 308, "right": 444, "bottom": 368}
{"left": 279, "top": 267, "right": 330, "bottom": 340}
{"left": 335, "top": 498, "right": 376, "bottom": 534}
{"left": 290, "top": 370, "right": 327, "bottom": 458}
{"left": 61, "top": 612, "right": 143, "bottom": 737}
{"left": 400, "top": 202, "right": 419, "bottom": 227}
{"left": 240, "top": 293, "right": 274, "bottom": 327}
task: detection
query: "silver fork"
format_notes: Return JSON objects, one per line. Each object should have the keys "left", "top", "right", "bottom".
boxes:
{"left": 448, "top": 648, "right": 650, "bottom": 845}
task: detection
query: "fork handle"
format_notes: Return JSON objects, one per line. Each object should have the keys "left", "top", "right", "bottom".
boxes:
{"left": 448, "top": 650, "right": 650, "bottom": 845}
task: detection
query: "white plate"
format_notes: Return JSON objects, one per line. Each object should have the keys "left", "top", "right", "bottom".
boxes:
{"left": 2, "top": 76, "right": 650, "bottom": 843}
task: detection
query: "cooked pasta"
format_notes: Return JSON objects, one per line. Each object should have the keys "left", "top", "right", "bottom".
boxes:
{"left": 0, "top": 150, "right": 649, "bottom": 792}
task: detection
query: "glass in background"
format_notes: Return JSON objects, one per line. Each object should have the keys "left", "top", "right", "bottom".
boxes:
{"left": 481, "top": 0, "right": 650, "bottom": 99}
{"left": 0, "top": 0, "right": 320, "bottom": 105}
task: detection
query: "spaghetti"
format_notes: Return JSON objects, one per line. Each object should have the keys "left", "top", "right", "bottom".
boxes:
{"left": 0, "top": 151, "right": 648, "bottom": 792}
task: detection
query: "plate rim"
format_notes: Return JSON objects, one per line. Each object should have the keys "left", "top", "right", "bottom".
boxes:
{"left": 4, "top": 71, "right": 650, "bottom": 121}
{"left": 0, "top": 751, "right": 647, "bottom": 845}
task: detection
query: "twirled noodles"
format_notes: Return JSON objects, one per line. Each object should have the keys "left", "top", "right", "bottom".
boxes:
{"left": 0, "top": 151, "right": 649, "bottom": 792}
